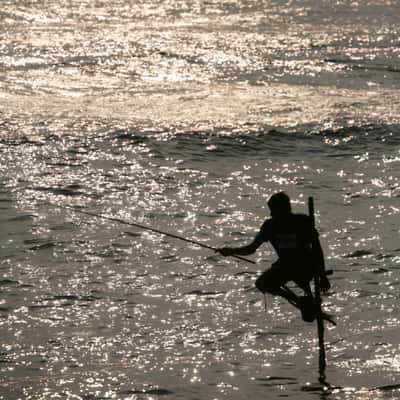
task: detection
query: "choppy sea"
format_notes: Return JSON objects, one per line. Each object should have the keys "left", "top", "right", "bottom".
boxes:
{"left": 1, "top": 1, "right": 400, "bottom": 399}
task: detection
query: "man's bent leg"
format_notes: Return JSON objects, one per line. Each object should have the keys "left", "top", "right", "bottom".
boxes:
{"left": 256, "top": 267, "right": 317, "bottom": 322}
{"left": 255, "top": 266, "right": 300, "bottom": 304}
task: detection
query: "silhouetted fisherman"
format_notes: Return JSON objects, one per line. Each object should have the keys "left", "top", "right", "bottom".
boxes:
{"left": 218, "top": 192, "right": 331, "bottom": 322}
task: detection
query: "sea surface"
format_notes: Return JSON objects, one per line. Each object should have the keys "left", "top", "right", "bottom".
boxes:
{"left": 1, "top": 1, "right": 400, "bottom": 399}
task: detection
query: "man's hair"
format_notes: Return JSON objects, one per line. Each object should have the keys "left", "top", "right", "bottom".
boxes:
{"left": 268, "top": 192, "right": 291, "bottom": 215}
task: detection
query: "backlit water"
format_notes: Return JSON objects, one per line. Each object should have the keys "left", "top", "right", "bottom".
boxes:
{"left": 1, "top": 1, "right": 400, "bottom": 399}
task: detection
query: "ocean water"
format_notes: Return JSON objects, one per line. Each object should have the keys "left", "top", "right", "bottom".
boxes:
{"left": 1, "top": 0, "right": 400, "bottom": 399}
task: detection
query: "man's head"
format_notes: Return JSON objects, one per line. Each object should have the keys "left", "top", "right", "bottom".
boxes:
{"left": 268, "top": 192, "right": 292, "bottom": 217}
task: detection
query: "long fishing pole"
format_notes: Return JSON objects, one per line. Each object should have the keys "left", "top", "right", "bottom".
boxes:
{"left": 308, "top": 197, "right": 327, "bottom": 383}
{"left": 41, "top": 201, "right": 256, "bottom": 265}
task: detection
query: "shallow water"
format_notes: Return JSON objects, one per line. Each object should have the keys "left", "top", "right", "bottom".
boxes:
{"left": 1, "top": 1, "right": 400, "bottom": 399}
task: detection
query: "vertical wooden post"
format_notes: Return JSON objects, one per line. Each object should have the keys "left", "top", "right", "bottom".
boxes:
{"left": 308, "top": 197, "right": 326, "bottom": 383}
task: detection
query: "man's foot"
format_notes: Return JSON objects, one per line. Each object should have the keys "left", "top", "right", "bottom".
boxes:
{"left": 321, "top": 312, "right": 336, "bottom": 326}
{"left": 298, "top": 296, "right": 318, "bottom": 322}
{"left": 297, "top": 297, "right": 336, "bottom": 325}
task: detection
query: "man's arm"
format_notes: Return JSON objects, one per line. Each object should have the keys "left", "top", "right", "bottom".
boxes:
{"left": 218, "top": 236, "right": 264, "bottom": 257}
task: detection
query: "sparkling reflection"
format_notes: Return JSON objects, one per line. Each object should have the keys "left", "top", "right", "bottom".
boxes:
{"left": 1, "top": 0, "right": 400, "bottom": 399}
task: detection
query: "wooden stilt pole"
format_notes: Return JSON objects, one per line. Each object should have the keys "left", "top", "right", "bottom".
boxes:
{"left": 308, "top": 197, "right": 327, "bottom": 383}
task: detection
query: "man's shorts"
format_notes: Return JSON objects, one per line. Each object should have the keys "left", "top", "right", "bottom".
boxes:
{"left": 255, "top": 261, "right": 313, "bottom": 293}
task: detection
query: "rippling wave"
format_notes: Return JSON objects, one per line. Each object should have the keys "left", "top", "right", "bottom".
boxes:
{"left": 1, "top": 0, "right": 400, "bottom": 399}
{"left": 1, "top": 119, "right": 399, "bottom": 399}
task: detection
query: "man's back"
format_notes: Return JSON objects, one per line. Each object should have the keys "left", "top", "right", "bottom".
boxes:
{"left": 258, "top": 213, "right": 316, "bottom": 263}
